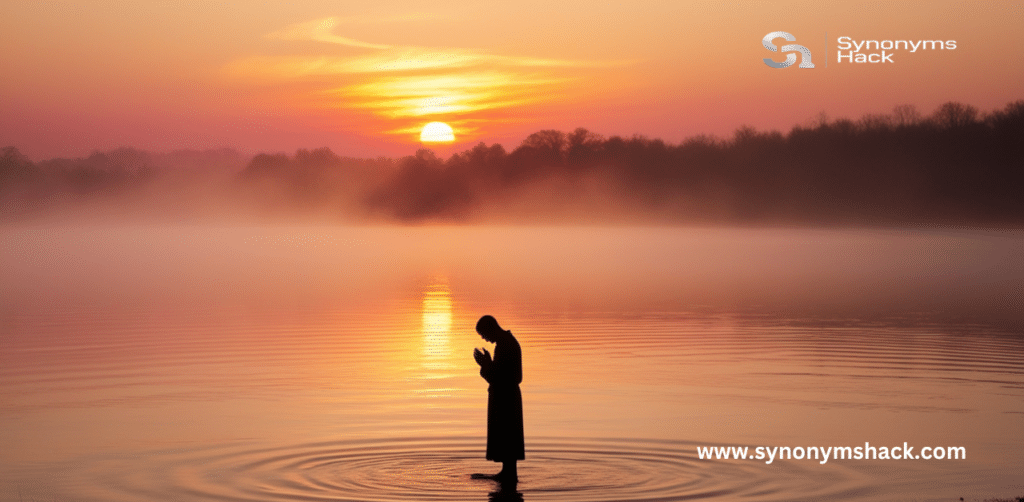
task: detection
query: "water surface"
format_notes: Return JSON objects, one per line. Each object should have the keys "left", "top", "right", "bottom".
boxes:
{"left": 1, "top": 226, "right": 1022, "bottom": 501}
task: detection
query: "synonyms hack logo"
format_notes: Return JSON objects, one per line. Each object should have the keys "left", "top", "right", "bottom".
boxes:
{"left": 763, "top": 31, "right": 814, "bottom": 68}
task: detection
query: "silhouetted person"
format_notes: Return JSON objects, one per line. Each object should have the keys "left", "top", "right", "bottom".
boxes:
{"left": 472, "top": 315, "right": 524, "bottom": 483}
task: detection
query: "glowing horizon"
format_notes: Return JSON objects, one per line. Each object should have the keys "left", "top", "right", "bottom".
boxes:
{"left": 2, "top": 1, "right": 1022, "bottom": 160}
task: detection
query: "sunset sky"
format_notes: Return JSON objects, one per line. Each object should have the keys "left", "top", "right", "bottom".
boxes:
{"left": 2, "top": 0, "right": 1022, "bottom": 160}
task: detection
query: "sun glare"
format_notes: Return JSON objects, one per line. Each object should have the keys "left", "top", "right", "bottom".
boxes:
{"left": 421, "top": 281, "right": 453, "bottom": 359}
{"left": 420, "top": 121, "right": 455, "bottom": 143}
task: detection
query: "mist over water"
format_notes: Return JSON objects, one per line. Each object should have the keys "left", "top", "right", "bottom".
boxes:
{"left": 1, "top": 225, "right": 1022, "bottom": 501}
{"left": 3, "top": 99, "right": 1023, "bottom": 502}
{"left": 4, "top": 99, "right": 1024, "bottom": 226}
{"left": 3, "top": 225, "right": 1021, "bottom": 322}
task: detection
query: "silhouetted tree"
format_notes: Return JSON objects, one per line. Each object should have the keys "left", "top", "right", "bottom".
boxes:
{"left": 365, "top": 149, "right": 475, "bottom": 221}
{"left": 4, "top": 99, "right": 1024, "bottom": 225}
{"left": 1, "top": 146, "right": 39, "bottom": 189}
{"left": 932, "top": 102, "right": 979, "bottom": 129}
{"left": 892, "top": 104, "right": 922, "bottom": 127}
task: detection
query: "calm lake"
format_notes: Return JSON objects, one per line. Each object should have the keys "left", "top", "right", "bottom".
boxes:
{"left": 1, "top": 226, "right": 1022, "bottom": 501}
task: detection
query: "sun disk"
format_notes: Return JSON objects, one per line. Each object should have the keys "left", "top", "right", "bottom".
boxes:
{"left": 420, "top": 122, "right": 455, "bottom": 143}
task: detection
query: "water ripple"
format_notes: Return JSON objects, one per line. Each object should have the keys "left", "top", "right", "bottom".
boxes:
{"left": 66, "top": 437, "right": 887, "bottom": 502}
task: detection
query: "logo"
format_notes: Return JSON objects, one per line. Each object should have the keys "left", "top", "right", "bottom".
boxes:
{"left": 835, "top": 37, "right": 956, "bottom": 64}
{"left": 763, "top": 31, "right": 814, "bottom": 68}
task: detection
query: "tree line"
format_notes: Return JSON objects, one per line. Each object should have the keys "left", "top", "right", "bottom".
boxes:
{"left": 3, "top": 100, "right": 1022, "bottom": 225}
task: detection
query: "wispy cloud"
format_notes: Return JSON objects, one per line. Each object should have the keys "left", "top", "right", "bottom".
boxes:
{"left": 226, "top": 48, "right": 620, "bottom": 78}
{"left": 332, "top": 72, "right": 570, "bottom": 118}
{"left": 228, "top": 17, "right": 628, "bottom": 141}
{"left": 266, "top": 17, "right": 390, "bottom": 50}
{"left": 325, "top": 13, "right": 451, "bottom": 24}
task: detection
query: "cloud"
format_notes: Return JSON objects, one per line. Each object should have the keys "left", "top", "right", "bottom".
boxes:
{"left": 263, "top": 15, "right": 468, "bottom": 49}
{"left": 226, "top": 16, "right": 628, "bottom": 140}
{"left": 331, "top": 72, "right": 570, "bottom": 119}
{"left": 227, "top": 49, "right": 623, "bottom": 79}
{"left": 326, "top": 13, "right": 451, "bottom": 24}
{"left": 225, "top": 50, "right": 488, "bottom": 79}
{"left": 266, "top": 17, "right": 390, "bottom": 50}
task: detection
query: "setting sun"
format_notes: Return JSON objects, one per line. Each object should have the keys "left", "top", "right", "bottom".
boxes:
{"left": 420, "top": 121, "right": 455, "bottom": 143}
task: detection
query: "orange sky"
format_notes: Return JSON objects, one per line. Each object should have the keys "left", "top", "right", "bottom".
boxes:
{"left": 2, "top": 0, "right": 1022, "bottom": 160}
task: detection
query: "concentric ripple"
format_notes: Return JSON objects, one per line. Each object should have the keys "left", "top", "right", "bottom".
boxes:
{"left": 69, "top": 437, "right": 885, "bottom": 502}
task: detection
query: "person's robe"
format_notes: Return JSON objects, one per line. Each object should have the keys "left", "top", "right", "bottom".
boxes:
{"left": 480, "top": 333, "right": 525, "bottom": 461}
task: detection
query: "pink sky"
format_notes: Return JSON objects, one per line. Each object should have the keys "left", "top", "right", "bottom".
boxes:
{"left": 2, "top": 0, "right": 1022, "bottom": 160}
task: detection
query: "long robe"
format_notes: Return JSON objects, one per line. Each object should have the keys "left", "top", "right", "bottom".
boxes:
{"left": 480, "top": 333, "right": 525, "bottom": 462}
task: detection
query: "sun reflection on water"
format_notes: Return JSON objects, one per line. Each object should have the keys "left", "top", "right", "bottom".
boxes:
{"left": 421, "top": 280, "right": 453, "bottom": 364}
